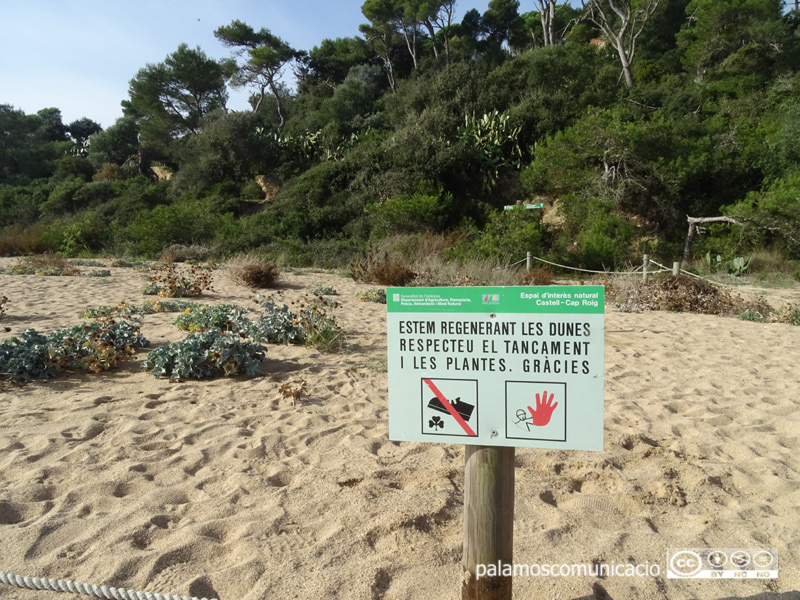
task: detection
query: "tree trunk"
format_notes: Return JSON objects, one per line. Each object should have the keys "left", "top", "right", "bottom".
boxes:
{"left": 616, "top": 44, "right": 635, "bottom": 87}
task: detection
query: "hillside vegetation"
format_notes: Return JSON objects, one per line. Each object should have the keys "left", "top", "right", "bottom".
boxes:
{"left": 2, "top": 0, "right": 800, "bottom": 277}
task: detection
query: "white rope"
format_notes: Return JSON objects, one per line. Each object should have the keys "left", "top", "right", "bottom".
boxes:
{"left": 527, "top": 254, "right": 666, "bottom": 275}
{"left": 0, "top": 570, "right": 217, "bottom": 600}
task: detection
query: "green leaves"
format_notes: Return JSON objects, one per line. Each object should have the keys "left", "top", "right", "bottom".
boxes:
{"left": 143, "top": 329, "right": 266, "bottom": 380}
{"left": 0, "top": 321, "right": 149, "bottom": 382}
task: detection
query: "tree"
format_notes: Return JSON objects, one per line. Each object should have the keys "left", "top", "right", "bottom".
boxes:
{"left": 302, "top": 37, "right": 380, "bottom": 89}
{"left": 482, "top": 0, "right": 522, "bottom": 57}
{"left": 677, "top": 0, "right": 788, "bottom": 81}
{"left": 124, "top": 44, "right": 230, "bottom": 141}
{"left": 86, "top": 116, "right": 140, "bottom": 169}
{"left": 426, "top": 0, "right": 458, "bottom": 63}
{"left": 580, "top": 0, "right": 662, "bottom": 87}
{"left": 214, "top": 20, "right": 300, "bottom": 131}
{"left": 360, "top": 0, "right": 403, "bottom": 91}
{"left": 67, "top": 118, "right": 102, "bottom": 143}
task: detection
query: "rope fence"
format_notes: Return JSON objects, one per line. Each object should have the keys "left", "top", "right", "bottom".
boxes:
{"left": 517, "top": 252, "right": 794, "bottom": 307}
{"left": 0, "top": 570, "right": 218, "bottom": 600}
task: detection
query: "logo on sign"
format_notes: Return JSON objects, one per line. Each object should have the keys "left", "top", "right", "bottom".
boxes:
{"left": 482, "top": 293, "right": 500, "bottom": 305}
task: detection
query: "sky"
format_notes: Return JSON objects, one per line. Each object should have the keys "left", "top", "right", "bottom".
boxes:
{"left": 0, "top": 0, "right": 493, "bottom": 129}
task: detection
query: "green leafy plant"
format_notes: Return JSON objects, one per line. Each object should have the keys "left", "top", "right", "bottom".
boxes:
{"left": 459, "top": 110, "right": 523, "bottom": 191}
{"left": 728, "top": 256, "right": 751, "bottom": 276}
{"left": 356, "top": 289, "right": 387, "bottom": 303}
{"left": 311, "top": 282, "right": 338, "bottom": 296}
{"left": 173, "top": 303, "right": 253, "bottom": 334}
{"left": 5, "top": 254, "right": 81, "bottom": 276}
{"left": 142, "top": 329, "right": 266, "bottom": 380}
{"left": 0, "top": 321, "right": 149, "bottom": 382}
{"left": 80, "top": 301, "right": 137, "bottom": 320}
{"left": 251, "top": 294, "right": 343, "bottom": 351}
{"left": 84, "top": 269, "right": 111, "bottom": 277}
{"left": 738, "top": 310, "right": 764, "bottom": 322}
{"left": 140, "top": 299, "right": 200, "bottom": 314}
{"left": 72, "top": 259, "right": 104, "bottom": 267}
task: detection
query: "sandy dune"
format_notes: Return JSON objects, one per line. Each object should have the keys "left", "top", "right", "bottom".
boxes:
{"left": 0, "top": 258, "right": 798, "bottom": 600}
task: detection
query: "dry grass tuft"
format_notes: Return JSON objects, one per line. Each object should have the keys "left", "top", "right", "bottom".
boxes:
{"left": 350, "top": 248, "right": 416, "bottom": 286}
{"left": 160, "top": 244, "right": 210, "bottom": 263}
{"left": 226, "top": 253, "right": 281, "bottom": 289}
{"left": 516, "top": 266, "right": 555, "bottom": 286}
{"left": 6, "top": 253, "right": 82, "bottom": 276}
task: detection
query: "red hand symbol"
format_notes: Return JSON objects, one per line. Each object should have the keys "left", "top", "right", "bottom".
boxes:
{"left": 528, "top": 390, "right": 558, "bottom": 426}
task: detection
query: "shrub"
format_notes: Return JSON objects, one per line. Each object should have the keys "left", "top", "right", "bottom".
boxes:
{"left": 160, "top": 244, "right": 210, "bottom": 263}
{"left": 80, "top": 302, "right": 138, "bottom": 320}
{"left": 141, "top": 263, "right": 214, "bottom": 297}
{"left": 5, "top": 254, "right": 81, "bottom": 276}
{"left": 349, "top": 247, "right": 416, "bottom": 286}
{"left": 0, "top": 321, "right": 149, "bottom": 382}
{"left": 252, "top": 294, "right": 343, "bottom": 351}
{"left": 72, "top": 259, "right": 104, "bottom": 267}
{"left": 173, "top": 304, "right": 253, "bottom": 334}
{"left": 140, "top": 299, "right": 200, "bottom": 314}
{"left": 738, "top": 310, "right": 764, "bottom": 322}
{"left": 357, "top": 289, "right": 387, "bottom": 303}
{"left": 312, "top": 282, "right": 338, "bottom": 295}
{"left": 516, "top": 266, "right": 555, "bottom": 286}
{"left": 225, "top": 253, "right": 280, "bottom": 289}
{"left": 143, "top": 329, "right": 266, "bottom": 380}
{"left": 84, "top": 269, "right": 111, "bottom": 277}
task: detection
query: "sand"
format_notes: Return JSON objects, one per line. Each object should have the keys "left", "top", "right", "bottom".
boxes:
{"left": 0, "top": 258, "right": 798, "bottom": 600}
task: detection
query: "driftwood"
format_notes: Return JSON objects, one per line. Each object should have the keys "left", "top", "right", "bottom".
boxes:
{"left": 683, "top": 216, "right": 738, "bottom": 263}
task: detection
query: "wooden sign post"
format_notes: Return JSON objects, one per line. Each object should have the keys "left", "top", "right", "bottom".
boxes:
{"left": 462, "top": 445, "right": 515, "bottom": 600}
{"left": 386, "top": 286, "right": 605, "bottom": 600}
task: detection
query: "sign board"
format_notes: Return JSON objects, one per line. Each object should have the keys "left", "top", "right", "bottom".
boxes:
{"left": 387, "top": 286, "right": 604, "bottom": 451}
{"left": 503, "top": 203, "right": 543, "bottom": 210}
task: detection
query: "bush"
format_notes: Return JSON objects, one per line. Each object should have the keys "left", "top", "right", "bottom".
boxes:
{"left": 225, "top": 253, "right": 280, "bottom": 288}
{"left": 252, "top": 294, "right": 343, "bottom": 351}
{"left": 5, "top": 253, "right": 81, "bottom": 276}
{"left": 143, "top": 329, "right": 266, "bottom": 380}
{"left": 367, "top": 181, "right": 454, "bottom": 236}
{"left": 160, "top": 244, "right": 211, "bottom": 263}
{"left": 173, "top": 303, "right": 253, "bottom": 334}
{"left": 0, "top": 321, "right": 149, "bottom": 382}
{"left": 357, "top": 289, "right": 387, "bottom": 303}
{"left": 349, "top": 247, "right": 416, "bottom": 286}
{"left": 516, "top": 266, "right": 555, "bottom": 285}
{"left": 141, "top": 263, "right": 214, "bottom": 298}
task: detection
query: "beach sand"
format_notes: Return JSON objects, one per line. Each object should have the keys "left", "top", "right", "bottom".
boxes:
{"left": 0, "top": 259, "right": 798, "bottom": 600}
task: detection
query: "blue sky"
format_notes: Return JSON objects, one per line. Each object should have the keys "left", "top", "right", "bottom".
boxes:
{"left": 0, "top": 0, "right": 493, "bottom": 128}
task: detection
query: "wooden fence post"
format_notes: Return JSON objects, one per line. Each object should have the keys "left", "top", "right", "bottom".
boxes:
{"left": 643, "top": 254, "right": 650, "bottom": 282}
{"left": 673, "top": 261, "right": 681, "bottom": 276}
{"left": 462, "top": 445, "right": 515, "bottom": 600}
{"left": 526, "top": 252, "right": 532, "bottom": 271}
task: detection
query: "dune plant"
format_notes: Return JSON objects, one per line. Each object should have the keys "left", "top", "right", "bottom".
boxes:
{"left": 143, "top": 329, "right": 266, "bottom": 380}
{"left": 173, "top": 303, "right": 253, "bottom": 334}
{"left": 356, "top": 289, "right": 387, "bottom": 303}
{"left": 5, "top": 254, "right": 81, "bottom": 276}
{"left": 141, "top": 262, "right": 214, "bottom": 297}
{"left": 0, "top": 321, "right": 149, "bottom": 382}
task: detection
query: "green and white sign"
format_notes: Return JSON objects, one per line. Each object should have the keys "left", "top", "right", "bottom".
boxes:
{"left": 387, "top": 286, "right": 605, "bottom": 451}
